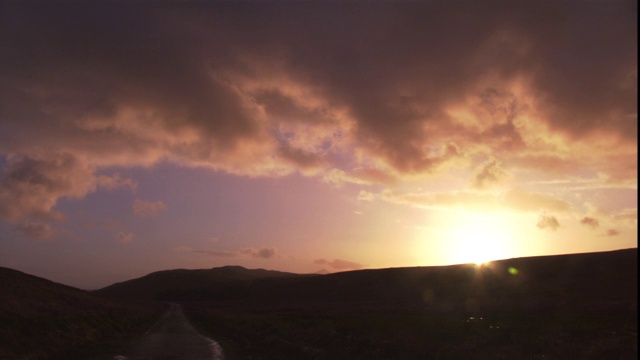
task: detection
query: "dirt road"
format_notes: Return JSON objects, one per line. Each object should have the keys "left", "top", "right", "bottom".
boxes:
{"left": 114, "top": 303, "right": 224, "bottom": 360}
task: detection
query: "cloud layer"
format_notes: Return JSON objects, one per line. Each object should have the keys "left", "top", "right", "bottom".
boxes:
{"left": 0, "top": 2, "right": 636, "bottom": 227}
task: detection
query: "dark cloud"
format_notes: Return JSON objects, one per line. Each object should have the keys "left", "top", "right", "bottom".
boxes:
{"left": 580, "top": 216, "right": 599, "bottom": 229}
{"left": 537, "top": 214, "right": 560, "bottom": 231}
{"left": 0, "top": 1, "right": 636, "bottom": 220}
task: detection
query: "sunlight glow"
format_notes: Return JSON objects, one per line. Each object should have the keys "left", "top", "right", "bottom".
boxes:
{"left": 443, "top": 210, "right": 518, "bottom": 265}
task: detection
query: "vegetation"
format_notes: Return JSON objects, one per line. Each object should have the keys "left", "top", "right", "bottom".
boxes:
{"left": 180, "top": 249, "right": 637, "bottom": 359}
{"left": 0, "top": 267, "right": 164, "bottom": 359}
{"left": 184, "top": 304, "right": 636, "bottom": 360}
{"left": 2, "top": 249, "right": 636, "bottom": 359}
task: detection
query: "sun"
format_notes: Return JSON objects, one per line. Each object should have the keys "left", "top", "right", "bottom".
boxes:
{"left": 443, "top": 210, "right": 517, "bottom": 266}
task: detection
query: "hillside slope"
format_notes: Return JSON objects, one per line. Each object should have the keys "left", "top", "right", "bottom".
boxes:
{"left": 95, "top": 249, "right": 637, "bottom": 312}
{"left": 0, "top": 267, "right": 162, "bottom": 359}
{"left": 179, "top": 249, "right": 637, "bottom": 360}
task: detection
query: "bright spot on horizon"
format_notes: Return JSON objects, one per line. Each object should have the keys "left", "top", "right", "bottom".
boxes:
{"left": 442, "top": 210, "right": 518, "bottom": 266}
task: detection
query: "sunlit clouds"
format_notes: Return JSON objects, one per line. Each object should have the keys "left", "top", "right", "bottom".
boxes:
{"left": 0, "top": 1, "right": 636, "bottom": 288}
{"left": 314, "top": 259, "right": 365, "bottom": 271}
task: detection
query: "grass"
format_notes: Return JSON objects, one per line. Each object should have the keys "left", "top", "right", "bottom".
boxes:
{"left": 3, "top": 249, "right": 636, "bottom": 359}
{"left": 184, "top": 301, "right": 637, "bottom": 360}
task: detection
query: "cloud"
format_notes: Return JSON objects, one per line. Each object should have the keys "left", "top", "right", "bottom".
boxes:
{"left": 357, "top": 190, "right": 375, "bottom": 202}
{"left": 580, "top": 216, "right": 599, "bottom": 229}
{"left": 605, "top": 229, "right": 620, "bottom": 237}
{"left": 169, "top": 246, "right": 194, "bottom": 252}
{"left": 97, "top": 174, "right": 138, "bottom": 191}
{"left": 81, "top": 219, "right": 122, "bottom": 229}
{"left": 323, "top": 167, "right": 398, "bottom": 187}
{"left": 364, "top": 187, "right": 571, "bottom": 215}
{"left": 537, "top": 214, "right": 560, "bottom": 231}
{"left": 193, "top": 250, "right": 239, "bottom": 258}
{"left": 116, "top": 231, "right": 135, "bottom": 244}
{"left": 473, "top": 159, "right": 508, "bottom": 189}
{"left": 132, "top": 200, "right": 167, "bottom": 217}
{"left": 18, "top": 222, "right": 55, "bottom": 240}
{"left": 377, "top": 189, "right": 496, "bottom": 210}
{"left": 503, "top": 189, "right": 572, "bottom": 213}
{"left": 240, "top": 247, "right": 279, "bottom": 259}
{"left": 0, "top": 2, "right": 635, "bottom": 221}
{"left": 314, "top": 258, "right": 364, "bottom": 271}
{"left": 0, "top": 153, "right": 95, "bottom": 222}
{"left": 194, "top": 246, "right": 281, "bottom": 259}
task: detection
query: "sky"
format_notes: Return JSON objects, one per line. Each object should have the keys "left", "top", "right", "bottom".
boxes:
{"left": 0, "top": 1, "right": 637, "bottom": 289}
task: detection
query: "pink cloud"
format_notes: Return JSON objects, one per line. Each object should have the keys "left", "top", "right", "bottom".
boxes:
{"left": 314, "top": 258, "right": 364, "bottom": 270}
{"left": 0, "top": 153, "right": 95, "bottom": 222}
{"left": 97, "top": 174, "right": 138, "bottom": 191}
{"left": 132, "top": 200, "right": 167, "bottom": 217}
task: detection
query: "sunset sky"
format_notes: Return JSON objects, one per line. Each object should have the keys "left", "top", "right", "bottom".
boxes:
{"left": 0, "top": 1, "right": 636, "bottom": 289}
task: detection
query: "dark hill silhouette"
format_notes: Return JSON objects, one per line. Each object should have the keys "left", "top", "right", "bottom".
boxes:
{"left": 94, "top": 249, "right": 637, "bottom": 314}
{"left": 94, "top": 265, "right": 312, "bottom": 301}
{"left": 225, "top": 248, "right": 637, "bottom": 313}
{"left": 0, "top": 267, "right": 162, "bottom": 359}
{"left": 172, "top": 249, "right": 636, "bottom": 360}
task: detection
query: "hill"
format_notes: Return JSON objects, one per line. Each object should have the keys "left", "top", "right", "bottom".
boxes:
{"left": 92, "top": 248, "right": 636, "bottom": 359}
{"left": 95, "top": 249, "right": 637, "bottom": 313}
{"left": 0, "top": 267, "right": 163, "bottom": 359}
{"left": 94, "top": 265, "right": 311, "bottom": 300}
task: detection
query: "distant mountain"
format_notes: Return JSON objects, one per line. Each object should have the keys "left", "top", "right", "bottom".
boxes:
{"left": 94, "top": 249, "right": 637, "bottom": 313}
{"left": 0, "top": 267, "right": 162, "bottom": 359}
{"left": 94, "top": 265, "right": 312, "bottom": 300}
